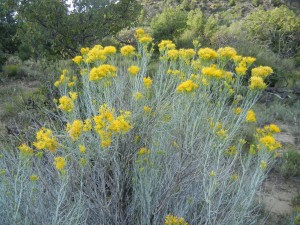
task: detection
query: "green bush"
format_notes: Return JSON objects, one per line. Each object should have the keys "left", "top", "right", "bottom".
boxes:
{"left": 2, "top": 64, "right": 20, "bottom": 78}
{"left": 280, "top": 149, "right": 300, "bottom": 178}
{"left": 18, "top": 43, "right": 32, "bottom": 61}
{"left": 151, "top": 7, "right": 188, "bottom": 43}
{"left": 242, "top": 6, "right": 300, "bottom": 57}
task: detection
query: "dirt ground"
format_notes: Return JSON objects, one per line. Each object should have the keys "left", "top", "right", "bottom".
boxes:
{"left": 260, "top": 123, "right": 300, "bottom": 224}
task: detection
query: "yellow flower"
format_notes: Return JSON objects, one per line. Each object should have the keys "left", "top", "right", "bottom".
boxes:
{"left": 243, "top": 57, "right": 256, "bottom": 64}
{"left": 54, "top": 69, "right": 69, "bottom": 87}
{"left": 233, "top": 107, "right": 242, "bottom": 115}
{"left": 246, "top": 110, "right": 256, "bottom": 123}
{"left": 198, "top": 48, "right": 218, "bottom": 60}
{"left": 179, "top": 49, "right": 196, "bottom": 61}
{"left": 164, "top": 215, "right": 188, "bottom": 225}
{"left": 143, "top": 106, "right": 152, "bottom": 113}
{"left": 143, "top": 77, "right": 152, "bottom": 89}
{"left": 86, "top": 45, "right": 106, "bottom": 63}
{"left": 249, "top": 76, "right": 267, "bottom": 90}
{"left": 135, "top": 28, "right": 145, "bottom": 37}
{"left": 226, "top": 146, "right": 237, "bottom": 156}
{"left": 231, "top": 173, "right": 239, "bottom": 181}
{"left": 259, "top": 135, "right": 282, "bottom": 151}
{"left": 201, "top": 78, "right": 209, "bottom": 86}
{"left": 109, "top": 114, "right": 132, "bottom": 133}
{"left": 260, "top": 160, "right": 267, "bottom": 170}
{"left": 158, "top": 40, "right": 176, "bottom": 52}
{"left": 177, "top": 80, "right": 198, "bottom": 92}
{"left": 80, "top": 47, "right": 90, "bottom": 55}
{"left": 128, "top": 65, "right": 140, "bottom": 76}
{"left": 138, "top": 147, "right": 151, "bottom": 155}
{"left": 133, "top": 92, "right": 144, "bottom": 100}
{"left": 120, "top": 45, "right": 136, "bottom": 56}
{"left": 69, "top": 91, "right": 78, "bottom": 100}
{"left": 139, "top": 36, "right": 153, "bottom": 44}
{"left": 67, "top": 82, "right": 75, "bottom": 87}
{"left": 269, "top": 124, "right": 281, "bottom": 133}
{"left": 89, "top": 64, "right": 117, "bottom": 81}
{"left": 235, "top": 66, "right": 247, "bottom": 76}
{"left": 80, "top": 158, "right": 87, "bottom": 166}
{"left": 66, "top": 120, "right": 84, "bottom": 140}
{"left": 18, "top": 143, "right": 34, "bottom": 155}
{"left": 79, "top": 144, "right": 86, "bottom": 154}
{"left": 167, "top": 50, "right": 179, "bottom": 60}
{"left": 54, "top": 157, "right": 66, "bottom": 171}
{"left": 209, "top": 170, "right": 216, "bottom": 177}
{"left": 216, "top": 129, "right": 228, "bottom": 138}
{"left": 251, "top": 66, "right": 273, "bottom": 78}
{"left": 217, "top": 47, "right": 237, "bottom": 59}
{"left": 72, "top": 56, "right": 82, "bottom": 64}
{"left": 58, "top": 96, "right": 74, "bottom": 112}
{"left": 103, "top": 46, "right": 117, "bottom": 55}
{"left": 33, "top": 127, "right": 58, "bottom": 152}
{"left": 29, "top": 174, "right": 39, "bottom": 181}
{"left": 83, "top": 118, "right": 92, "bottom": 131}
{"left": 202, "top": 65, "right": 223, "bottom": 79}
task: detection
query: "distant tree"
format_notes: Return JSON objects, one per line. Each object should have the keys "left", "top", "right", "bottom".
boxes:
{"left": 0, "top": 0, "right": 20, "bottom": 67}
{"left": 16, "top": 0, "right": 141, "bottom": 58}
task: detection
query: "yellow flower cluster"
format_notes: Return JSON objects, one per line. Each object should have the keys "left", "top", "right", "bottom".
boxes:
{"left": 158, "top": 40, "right": 176, "bottom": 52}
{"left": 18, "top": 143, "right": 34, "bottom": 155}
{"left": 103, "top": 46, "right": 117, "bottom": 55}
{"left": 165, "top": 215, "right": 188, "bottom": 225}
{"left": 137, "top": 147, "right": 151, "bottom": 155}
{"left": 83, "top": 118, "right": 92, "bottom": 131}
{"left": 85, "top": 45, "right": 107, "bottom": 63}
{"left": 53, "top": 157, "right": 66, "bottom": 171}
{"left": 234, "top": 57, "right": 256, "bottom": 76}
{"left": 133, "top": 92, "right": 144, "bottom": 100}
{"left": 89, "top": 64, "right": 117, "bottom": 81}
{"left": 233, "top": 107, "right": 242, "bottom": 115}
{"left": 54, "top": 69, "right": 69, "bottom": 87}
{"left": 80, "top": 47, "right": 90, "bottom": 55}
{"left": 79, "top": 144, "right": 86, "bottom": 153}
{"left": 167, "top": 50, "right": 179, "bottom": 61}
{"left": 198, "top": 48, "right": 217, "bottom": 60}
{"left": 202, "top": 65, "right": 224, "bottom": 79}
{"left": 177, "top": 80, "right": 198, "bottom": 92}
{"left": 246, "top": 110, "right": 256, "bottom": 123}
{"left": 66, "top": 120, "right": 84, "bottom": 140}
{"left": 256, "top": 124, "right": 281, "bottom": 152}
{"left": 128, "top": 65, "right": 140, "bottom": 76}
{"left": 33, "top": 127, "right": 58, "bottom": 152}
{"left": 72, "top": 56, "right": 83, "bottom": 64}
{"left": 179, "top": 48, "right": 196, "bottom": 61}
{"left": 251, "top": 66, "right": 273, "bottom": 78}
{"left": 217, "top": 47, "right": 237, "bottom": 59}
{"left": 29, "top": 174, "right": 39, "bottom": 181}
{"left": 58, "top": 95, "right": 75, "bottom": 112}
{"left": 109, "top": 111, "right": 132, "bottom": 133}
{"left": 135, "top": 28, "right": 153, "bottom": 44}
{"left": 143, "top": 106, "right": 152, "bottom": 113}
{"left": 249, "top": 76, "right": 267, "bottom": 90}
{"left": 143, "top": 77, "right": 153, "bottom": 89}
{"left": 226, "top": 145, "right": 237, "bottom": 156}
{"left": 93, "top": 104, "right": 132, "bottom": 148}
{"left": 260, "top": 160, "right": 268, "bottom": 170}
{"left": 120, "top": 45, "right": 136, "bottom": 57}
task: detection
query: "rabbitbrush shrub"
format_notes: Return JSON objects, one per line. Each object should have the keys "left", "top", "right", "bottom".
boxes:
{"left": 0, "top": 29, "right": 282, "bottom": 225}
